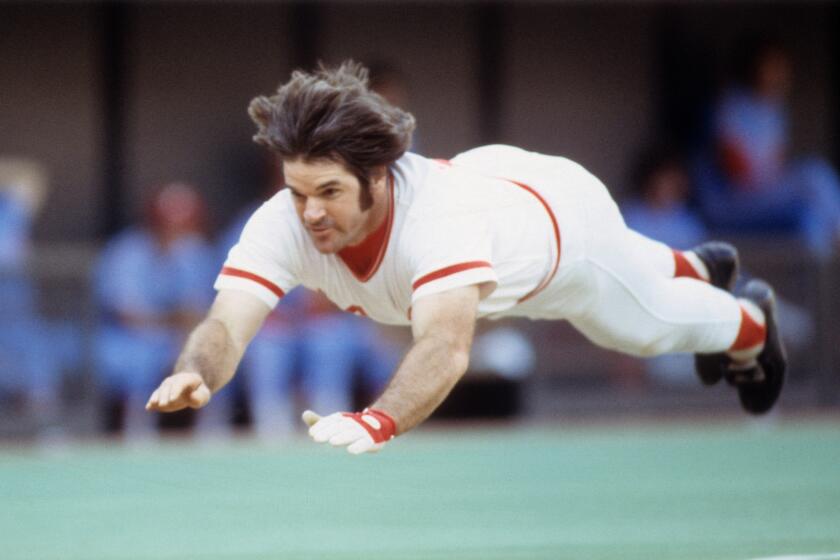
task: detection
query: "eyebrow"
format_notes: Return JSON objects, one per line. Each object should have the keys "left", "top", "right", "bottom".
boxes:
{"left": 285, "top": 180, "right": 341, "bottom": 195}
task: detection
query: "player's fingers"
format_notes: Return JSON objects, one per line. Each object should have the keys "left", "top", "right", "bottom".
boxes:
{"left": 310, "top": 420, "right": 341, "bottom": 443}
{"left": 157, "top": 379, "right": 173, "bottom": 408}
{"left": 145, "top": 388, "right": 161, "bottom": 410}
{"left": 166, "top": 379, "right": 180, "bottom": 404}
{"left": 309, "top": 414, "right": 343, "bottom": 442}
{"left": 328, "top": 424, "right": 366, "bottom": 446}
{"left": 347, "top": 438, "right": 376, "bottom": 455}
{"left": 301, "top": 410, "right": 321, "bottom": 427}
{"left": 167, "top": 377, "right": 190, "bottom": 406}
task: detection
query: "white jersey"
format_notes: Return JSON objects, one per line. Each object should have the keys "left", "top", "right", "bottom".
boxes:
{"left": 216, "top": 145, "right": 602, "bottom": 326}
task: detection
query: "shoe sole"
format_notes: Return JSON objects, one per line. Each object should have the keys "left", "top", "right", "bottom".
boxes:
{"left": 734, "top": 279, "right": 787, "bottom": 415}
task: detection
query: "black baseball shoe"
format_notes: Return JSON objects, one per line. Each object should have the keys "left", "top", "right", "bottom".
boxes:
{"left": 692, "top": 242, "right": 740, "bottom": 385}
{"left": 726, "top": 279, "right": 787, "bottom": 415}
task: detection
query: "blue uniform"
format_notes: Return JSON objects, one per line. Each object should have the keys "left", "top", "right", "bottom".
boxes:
{"left": 0, "top": 192, "right": 76, "bottom": 403}
{"left": 696, "top": 89, "right": 840, "bottom": 257}
{"left": 94, "top": 230, "right": 217, "bottom": 397}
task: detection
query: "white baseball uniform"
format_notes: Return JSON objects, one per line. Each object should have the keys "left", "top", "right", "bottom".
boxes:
{"left": 216, "top": 145, "right": 748, "bottom": 357}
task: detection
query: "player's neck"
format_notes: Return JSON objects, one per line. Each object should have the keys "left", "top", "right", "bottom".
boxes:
{"left": 349, "top": 173, "right": 392, "bottom": 247}
{"left": 338, "top": 173, "right": 394, "bottom": 279}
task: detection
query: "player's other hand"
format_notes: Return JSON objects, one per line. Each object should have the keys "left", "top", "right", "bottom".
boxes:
{"left": 145, "top": 372, "right": 211, "bottom": 412}
{"left": 302, "top": 408, "right": 396, "bottom": 455}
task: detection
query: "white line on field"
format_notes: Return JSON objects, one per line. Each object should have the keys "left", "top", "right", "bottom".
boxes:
{"left": 750, "top": 554, "right": 840, "bottom": 560}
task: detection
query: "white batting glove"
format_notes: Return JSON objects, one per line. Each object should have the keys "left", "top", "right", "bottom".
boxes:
{"left": 301, "top": 408, "right": 397, "bottom": 455}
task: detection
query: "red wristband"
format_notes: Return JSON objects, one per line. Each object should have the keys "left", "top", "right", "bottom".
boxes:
{"left": 342, "top": 408, "right": 397, "bottom": 443}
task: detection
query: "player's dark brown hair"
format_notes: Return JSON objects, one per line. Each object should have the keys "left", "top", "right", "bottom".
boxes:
{"left": 248, "top": 60, "right": 416, "bottom": 209}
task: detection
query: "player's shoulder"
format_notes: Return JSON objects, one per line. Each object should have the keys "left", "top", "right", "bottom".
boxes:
{"left": 452, "top": 144, "right": 530, "bottom": 163}
{"left": 452, "top": 144, "right": 559, "bottom": 170}
{"left": 454, "top": 144, "right": 588, "bottom": 183}
{"left": 397, "top": 154, "right": 469, "bottom": 216}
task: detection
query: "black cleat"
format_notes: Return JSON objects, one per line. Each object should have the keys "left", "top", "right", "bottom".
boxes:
{"left": 692, "top": 242, "right": 740, "bottom": 385}
{"left": 692, "top": 241, "right": 739, "bottom": 291}
{"left": 727, "top": 279, "right": 787, "bottom": 415}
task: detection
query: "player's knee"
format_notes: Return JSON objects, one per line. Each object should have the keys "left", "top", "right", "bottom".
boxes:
{"left": 578, "top": 321, "right": 676, "bottom": 357}
{"left": 634, "top": 333, "right": 675, "bottom": 357}
{"left": 609, "top": 331, "right": 673, "bottom": 358}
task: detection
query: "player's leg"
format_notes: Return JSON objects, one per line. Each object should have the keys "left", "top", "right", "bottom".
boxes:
{"left": 568, "top": 254, "right": 749, "bottom": 357}
{"left": 623, "top": 229, "right": 741, "bottom": 385}
{"left": 623, "top": 229, "right": 739, "bottom": 289}
{"left": 568, "top": 198, "right": 784, "bottom": 413}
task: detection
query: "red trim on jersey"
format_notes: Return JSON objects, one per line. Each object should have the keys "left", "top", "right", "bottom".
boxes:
{"left": 729, "top": 306, "right": 766, "bottom": 351}
{"left": 345, "top": 305, "right": 368, "bottom": 317}
{"left": 412, "top": 261, "right": 493, "bottom": 291}
{"left": 220, "top": 267, "right": 285, "bottom": 298}
{"left": 338, "top": 174, "right": 395, "bottom": 282}
{"left": 503, "top": 179, "right": 562, "bottom": 303}
{"left": 673, "top": 250, "right": 705, "bottom": 281}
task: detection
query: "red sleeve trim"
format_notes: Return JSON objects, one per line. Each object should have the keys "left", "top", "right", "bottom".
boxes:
{"left": 412, "top": 261, "right": 492, "bottom": 291}
{"left": 220, "top": 266, "right": 285, "bottom": 298}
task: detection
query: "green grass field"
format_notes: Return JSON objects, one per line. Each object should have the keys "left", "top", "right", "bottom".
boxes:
{"left": 1, "top": 418, "right": 839, "bottom": 560}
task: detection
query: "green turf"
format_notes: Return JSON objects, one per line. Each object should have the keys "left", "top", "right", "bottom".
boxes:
{"left": 1, "top": 419, "right": 839, "bottom": 560}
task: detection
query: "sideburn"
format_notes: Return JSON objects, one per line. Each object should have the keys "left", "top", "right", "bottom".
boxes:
{"left": 358, "top": 179, "right": 374, "bottom": 210}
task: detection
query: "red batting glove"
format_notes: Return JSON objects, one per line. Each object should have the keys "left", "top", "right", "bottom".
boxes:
{"left": 302, "top": 408, "right": 397, "bottom": 454}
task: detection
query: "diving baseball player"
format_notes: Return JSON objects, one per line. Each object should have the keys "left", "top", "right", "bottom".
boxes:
{"left": 146, "top": 62, "right": 786, "bottom": 454}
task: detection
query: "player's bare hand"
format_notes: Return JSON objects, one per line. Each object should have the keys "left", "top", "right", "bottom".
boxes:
{"left": 145, "top": 372, "right": 211, "bottom": 412}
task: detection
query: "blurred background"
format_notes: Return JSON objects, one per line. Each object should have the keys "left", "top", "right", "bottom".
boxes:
{"left": 2, "top": 0, "right": 840, "bottom": 444}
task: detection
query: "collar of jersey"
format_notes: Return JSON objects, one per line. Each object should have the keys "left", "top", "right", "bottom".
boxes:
{"left": 337, "top": 173, "right": 395, "bottom": 282}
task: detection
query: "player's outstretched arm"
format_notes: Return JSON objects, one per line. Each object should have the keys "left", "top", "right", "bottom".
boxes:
{"left": 303, "top": 285, "right": 480, "bottom": 454}
{"left": 146, "top": 289, "right": 271, "bottom": 413}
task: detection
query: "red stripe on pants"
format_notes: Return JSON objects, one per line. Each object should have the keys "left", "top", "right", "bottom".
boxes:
{"left": 673, "top": 250, "right": 704, "bottom": 281}
{"left": 730, "top": 306, "right": 766, "bottom": 351}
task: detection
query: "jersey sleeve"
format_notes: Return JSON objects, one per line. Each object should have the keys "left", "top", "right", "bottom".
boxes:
{"left": 403, "top": 210, "right": 498, "bottom": 305}
{"left": 214, "top": 198, "right": 301, "bottom": 309}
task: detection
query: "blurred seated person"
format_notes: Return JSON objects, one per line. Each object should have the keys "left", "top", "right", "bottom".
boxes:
{"left": 622, "top": 148, "right": 707, "bottom": 250}
{"left": 0, "top": 157, "right": 77, "bottom": 439}
{"left": 216, "top": 186, "right": 398, "bottom": 441}
{"left": 94, "top": 182, "right": 217, "bottom": 439}
{"left": 694, "top": 34, "right": 840, "bottom": 258}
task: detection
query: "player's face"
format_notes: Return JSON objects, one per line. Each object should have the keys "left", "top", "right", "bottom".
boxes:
{"left": 283, "top": 158, "right": 385, "bottom": 254}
